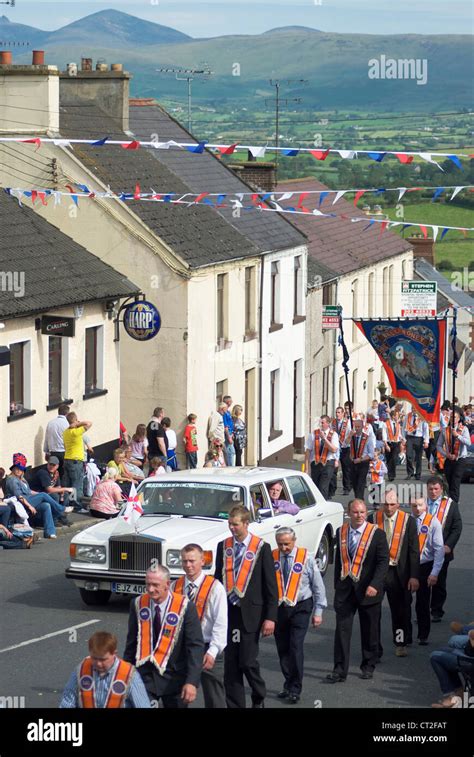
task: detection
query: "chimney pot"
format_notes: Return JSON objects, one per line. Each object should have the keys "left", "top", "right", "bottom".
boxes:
{"left": 81, "top": 57, "right": 93, "bottom": 72}
{"left": 111, "top": 63, "right": 123, "bottom": 72}
{"left": 96, "top": 63, "right": 108, "bottom": 72}
{"left": 0, "top": 51, "right": 13, "bottom": 65}
{"left": 32, "top": 50, "right": 45, "bottom": 65}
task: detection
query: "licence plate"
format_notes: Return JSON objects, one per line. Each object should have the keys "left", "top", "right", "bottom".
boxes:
{"left": 112, "top": 582, "right": 147, "bottom": 595}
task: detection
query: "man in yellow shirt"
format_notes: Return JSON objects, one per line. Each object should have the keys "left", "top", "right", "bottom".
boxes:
{"left": 63, "top": 412, "right": 92, "bottom": 511}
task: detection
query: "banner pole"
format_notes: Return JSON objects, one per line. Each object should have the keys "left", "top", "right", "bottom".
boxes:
{"left": 451, "top": 306, "right": 458, "bottom": 426}
{"left": 338, "top": 309, "right": 354, "bottom": 429}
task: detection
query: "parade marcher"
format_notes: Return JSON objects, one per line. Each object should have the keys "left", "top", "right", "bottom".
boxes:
{"left": 368, "top": 448, "right": 387, "bottom": 509}
{"left": 369, "top": 489, "right": 419, "bottom": 658}
{"left": 382, "top": 409, "right": 403, "bottom": 481}
{"left": 348, "top": 418, "right": 375, "bottom": 501}
{"left": 326, "top": 499, "right": 389, "bottom": 683}
{"left": 408, "top": 497, "right": 445, "bottom": 645}
{"left": 60, "top": 631, "right": 150, "bottom": 708}
{"left": 332, "top": 406, "right": 352, "bottom": 495}
{"left": 273, "top": 527, "right": 327, "bottom": 703}
{"left": 426, "top": 476, "right": 463, "bottom": 623}
{"left": 214, "top": 504, "right": 278, "bottom": 708}
{"left": 123, "top": 565, "right": 204, "bottom": 708}
{"left": 402, "top": 408, "right": 429, "bottom": 480}
{"left": 436, "top": 410, "right": 470, "bottom": 504}
{"left": 172, "top": 544, "right": 228, "bottom": 708}
{"left": 304, "top": 415, "right": 340, "bottom": 500}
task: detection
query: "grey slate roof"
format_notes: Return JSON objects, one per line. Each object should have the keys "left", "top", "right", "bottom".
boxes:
{"left": 129, "top": 103, "right": 306, "bottom": 256}
{"left": 415, "top": 258, "right": 474, "bottom": 311}
{"left": 0, "top": 192, "right": 139, "bottom": 319}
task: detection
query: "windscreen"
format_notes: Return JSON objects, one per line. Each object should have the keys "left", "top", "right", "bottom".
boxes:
{"left": 139, "top": 481, "right": 245, "bottom": 520}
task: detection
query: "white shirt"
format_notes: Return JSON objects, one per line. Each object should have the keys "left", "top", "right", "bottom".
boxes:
{"left": 381, "top": 420, "right": 403, "bottom": 443}
{"left": 436, "top": 425, "right": 471, "bottom": 459}
{"left": 43, "top": 414, "right": 69, "bottom": 453}
{"left": 165, "top": 429, "right": 177, "bottom": 451}
{"left": 172, "top": 572, "right": 228, "bottom": 659}
{"left": 416, "top": 515, "right": 445, "bottom": 575}
{"left": 402, "top": 415, "right": 429, "bottom": 444}
{"left": 348, "top": 523, "right": 366, "bottom": 553}
{"left": 305, "top": 429, "right": 340, "bottom": 462}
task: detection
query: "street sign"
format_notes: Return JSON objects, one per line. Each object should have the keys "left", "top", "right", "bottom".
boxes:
{"left": 401, "top": 281, "right": 437, "bottom": 317}
{"left": 322, "top": 305, "right": 340, "bottom": 329}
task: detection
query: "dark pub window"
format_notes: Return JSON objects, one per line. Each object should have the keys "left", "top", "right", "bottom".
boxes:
{"left": 270, "top": 369, "right": 277, "bottom": 431}
{"left": 49, "top": 336, "right": 62, "bottom": 406}
{"left": 217, "top": 273, "right": 225, "bottom": 340}
{"left": 85, "top": 327, "right": 98, "bottom": 395}
{"left": 245, "top": 266, "right": 253, "bottom": 334}
{"left": 294, "top": 256, "right": 301, "bottom": 317}
{"left": 271, "top": 262, "right": 279, "bottom": 324}
{"left": 9, "top": 342, "right": 24, "bottom": 414}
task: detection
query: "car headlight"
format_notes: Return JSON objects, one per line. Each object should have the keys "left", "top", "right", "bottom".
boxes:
{"left": 73, "top": 545, "right": 106, "bottom": 564}
{"left": 166, "top": 550, "right": 182, "bottom": 568}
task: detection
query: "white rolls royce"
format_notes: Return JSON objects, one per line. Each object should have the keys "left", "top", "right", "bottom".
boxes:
{"left": 65, "top": 467, "right": 344, "bottom": 606}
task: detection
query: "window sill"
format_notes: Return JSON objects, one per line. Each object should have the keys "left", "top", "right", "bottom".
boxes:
{"left": 83, "top": 389, "right": 108, "bottom": 401}
{"left": 292, "top": 315, "right": 306, "bottom": 325}
{"left": 268, "top": 429, "right": 283, "bottom": 442}
{"left": 215, "top": 338, "right": 233, "bottom": 351}
{"left": 269, "top": 322, "right": 283, "bottom": 333}
{"left": 7, "top": 409, "right": 37, "bottom": 423}
{"left": 244, "top": 331, "right": 258, "bottom": 342}
{"left": 46, "top": 398, "right": 74, "bottom": 412}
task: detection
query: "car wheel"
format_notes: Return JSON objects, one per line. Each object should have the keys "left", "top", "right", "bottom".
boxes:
{"left": 316, "top": 530, "right": 331, "bottom": 576}
{"left": 79, "top": 588, "right": 111, "bottom": 606}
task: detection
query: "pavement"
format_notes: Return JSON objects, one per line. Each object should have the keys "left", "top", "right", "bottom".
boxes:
{"left": 1, "top": 463, "right": 473, "bottom": 710}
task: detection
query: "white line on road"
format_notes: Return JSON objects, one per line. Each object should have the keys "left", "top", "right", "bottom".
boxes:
{"left": 0, "top": 619, "right": 100, "bottom": 654}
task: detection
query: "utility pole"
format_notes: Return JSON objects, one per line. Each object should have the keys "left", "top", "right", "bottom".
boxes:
{"left": 268, "top": 79, "right": 307, "bottom": 178}
{"left": 156, "top": 67, "right": 213, "bottom": 133}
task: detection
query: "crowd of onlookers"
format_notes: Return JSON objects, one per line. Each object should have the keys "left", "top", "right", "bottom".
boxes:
{"left": 0, "top": 395, "right": 250, "bottom": 548}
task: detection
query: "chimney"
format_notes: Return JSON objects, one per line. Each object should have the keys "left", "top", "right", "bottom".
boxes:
{"left": 0, "top": 51, "right": 59, "bottom": 134}
{"left": 408, "top": 236, "right": 435, "bottom": 267}
{"left": 60, "top": 58, "right": 131, "bottom": 132}
{"left": 228, "top": 161, "right": 277, "bottom": 192}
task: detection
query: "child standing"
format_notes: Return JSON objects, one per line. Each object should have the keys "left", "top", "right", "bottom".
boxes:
{"left": 162, "top": 417, "right": 178, "bottom": 471}
{"left": 130, "top": 424, "right": 148, "bottom": 468}
{"left": 183, "top": 413, "right": 198, "bottom": 469}
{"left": 369, "top": 448, "right": 388, "bottom": 510}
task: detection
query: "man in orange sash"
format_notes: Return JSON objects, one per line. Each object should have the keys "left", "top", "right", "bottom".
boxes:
{"left": 326, "top": 499, "right": 389, "bottom": 683}
{"left": 426, "top": 477, "right": 463, "bottom": 623}
{"left": 305, "top": 415, "right": 340, "bottom": 499}
{"left": 215, "top": 504, "right": 278, "bottom": 708}
{"left": 436, "top": 411, "right": 470, "bottom": 503}
{"left": 172, "top": 543, "right": 228, "bottom": 708}
{"left": 408, "top": 497, "right": 445, "bottom": 645}
{"left": 402, "top": 407, "right": 429, "bottom": 480}
{"left": 123, "top": 564, "right": 204, "bottom": 708}
{"left": 348, "top": 418, "right": 375, "bottom": 500}
{"left": 60, "top": 632, "right": 150, "bottom": 708}
{"left": 369, "top": 490, "right": 419, "bottom": 658}
{"left": 273, "top": 527, "right": 327, "bottom": 704}
{"left": 382, "top": 409, "right": 403, "bottom": 481}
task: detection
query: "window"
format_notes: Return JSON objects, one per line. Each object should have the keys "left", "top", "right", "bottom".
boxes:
{"left": 216, "top": 380, "right": 227, "bottom": 406}
{"left": 249, "top": 484, "right": 271, "bottom": 520}
{"left": 339, "top": 375, "right": 345, "bottom": 407}
{"left": 383, "top": 266, "right": 389, "bottom": 314}
{"left": 85, "top": 327, "right": 98, "bottom": 395}
{"left": 270, "top": 369, "right": 280, "bottom": 433}
{"left": 245, "top": 266, "right": 256, "bottom": 335}
{"left": 322, "top": 283, "right": 335, "bottom": 307}
{"left": 352, "top": 368, "right": 358, "bottom": 412}
{"left": 389, "top": 265, "right": 395, "bottom": 316}
{"left": 270, "top": 261, "right": 280, "bottom": 326}
{"left": 368, "top": 272, "right": 375, "bottom": 318}
{"left": 352, "top": 279, "right": 359, "bottom": 342}
{"left": 322, "top": 365, "right": 329, "bottom": 415}
{"left": 48, "top": 336, "right": 62, "bottom": 406}
{"left": 293, "top": 255, "right": 302, "bottom": 317}
{"left": 287, "top": 476, "right": 316, "bottom": 509}
{"left": 402, "top": 259, "right": 407, "bottom": 281}
{"left": 217, "top": 273, "right": 225, "bottom": 340}
{"left": 9, "top": 342, "right": 25, "bottom": 414}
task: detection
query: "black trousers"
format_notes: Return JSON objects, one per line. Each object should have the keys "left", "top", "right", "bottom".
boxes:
{"left": 310, "top": 460, "right": 334, "bottom": 500}
{"left": 378, "top": 566, "right": 412, "bottom": 657}
{"left": 274, "top": 597, "right": 312, "bottom": 696}
{"left": 407, "top": 560, "right": 433, "bottom": 641}
{"left": 202, "top": 645, "right": 226, "bottom": 708}
{"left": 340, "top": 447, "right": 352, "bottom": 492}
{"left": 406, "top": 436, "right": 423, "bottom": 477}
{"left": 328, "top": 466, "right": 338, "bottom": 499}
{"left": 234, "top": 439, "right": 244, "bottom": 467}
{"left": 430, "top": 556, "right": 450, "bottom": 619}
{"left": 350, "top": 460, "right": 370, "bottom": 501}
{"left": 444, "top": 458, "right": 466, "bottom": 504}
{"left": 385, "top": 442, "right": 400, "bottom": 480}
{"left": 224, "top": 604, "right": 266, "bottom": 708}
{"left": 334, "top": 592, "right": 381, "bottom": 676}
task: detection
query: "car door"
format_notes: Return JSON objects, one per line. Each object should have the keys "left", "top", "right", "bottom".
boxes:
{"left": 248, "top": 483, "right": 295, "bottom": 549}
{"left": 285, "top": 475, "right": 321, "bottom": 551}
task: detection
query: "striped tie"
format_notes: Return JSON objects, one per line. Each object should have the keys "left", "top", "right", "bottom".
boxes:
{"left": 234, "top": 541, "right": 245, "bottom": 576}
{"left": 187, "top": 582, "right": 197, "bottom": 602}
{"left": 349, "top": 529, "right": 358, "bottom": 558}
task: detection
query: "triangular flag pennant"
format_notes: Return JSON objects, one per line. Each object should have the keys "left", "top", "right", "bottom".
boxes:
{"left": 447, "top": 154, "right": 463, "bottom": 170}
{"left": 398, "top": 188, "right": 407, "bottom": 201}
{"left": 419, "top": 153, "right": 443, "bottom": 171}
{"left": 310, "top": 148, "right": 331, "bottom": 161}
{"left": 419, "top": 225, "right": 428, "bottom": 239}
{"left": 367, "top": 152, "right": 386, "bottom": 162}
{"left": 277, "top": 192, "right": 294, "bottom": 201}
{"left": 338, "top": 150, "right": 356, "bottom": 160}
{"left": 248, "top": 145, "right": 267, "bottom": 159}
{"left": 402, "top": 224, "right": 413, "bottom": 231}
{"left": 362, "top": 220, "right": 375, "bottom": 231}
{"left": 432, "top": 187, "right": 444, "bottom": 202}
{"left": 52, "top": 139, "right": 73, "bottom": 149}
{"left": 432, "top": 225, "right": 439, "bottom": 242}
{"left": 194, "top": 192, "right": 211, "bottom": 204}
{"left": 353, "top": 190, "right": 366, "bottom": 207}
{"left": 332, "top": 190, "right": 347, "bottom": 204}
{"left": 31, "top": 190, "right": 38, "bottom": 204}
{"left": 121, "top": 140, "right": 141, "bottom": 150}
{"left": 187, "top": 141, "right": 207, "bottom": 154}
{"left": 374, "top": 188, "right": 386, "bottom": 195}
{"left": 22, "top": 138, "right": 41, "bottom": 151}
{"left": 76, "top": 183, "right": 90, "bottom": 194}
{"left": 449, "top": 186, "right": 465, "bottom": 201}
{"left": 151, "top": 140, "right": 183, "bottom": 150}
{"left": 296, "top": 192, "right": 310, "bottom": 213}
{"left": 395, "top": 153, "right": 414, "bottom": 164}
{"left": 379, "top": 220, "right": 389, "bottom": 235}
{"left": 91, "top": 137, "right": 109, "bottom": 146}
{"left": 217, "top": 143, "right": 238, "bottom": 155}
{"left": 281, "top": 148, "right": 300, "bottom": 157}
{"left": 65, "top": 184, "right": 79, "bottom": 206}
{"left": 134, "top": 183, "right": 141, "bottom": 200}
{"left": 318, "top": 191, "right": 329, "bottom": 207}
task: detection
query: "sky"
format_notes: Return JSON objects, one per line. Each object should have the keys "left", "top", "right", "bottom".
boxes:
{"left": 3, "top": 0, "right": 473, "bottom": 36}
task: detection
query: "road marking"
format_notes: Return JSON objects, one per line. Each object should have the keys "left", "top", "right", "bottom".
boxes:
{"left": 0, "top": 619, "right": 100, "bottom": 654}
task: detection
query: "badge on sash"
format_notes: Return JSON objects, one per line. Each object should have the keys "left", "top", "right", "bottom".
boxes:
{"left": 274, "top": 561, "right": 280, "bottom": 570}
{"left": 166, "top": 612, "right": 179, "bottom": 626}
{"left": 245, "top": 551, "right": 255, "bottom": 561}
{"left": 139, "top": 607, "right": 151, "bottom": 621}
{"left": 293, "top": 562, "right": 303, "bottom": 574}
{"left": 111, "top": 680, "right": 127, "bottom": 695}
{"left": 420, "top": 525, "right": 429, "bottom": 534}
{"left": 225, "top": 547, "right": 234, "bottom": 557}
{"left": 79, "top": 675, "right": 93, "bottom": 691}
